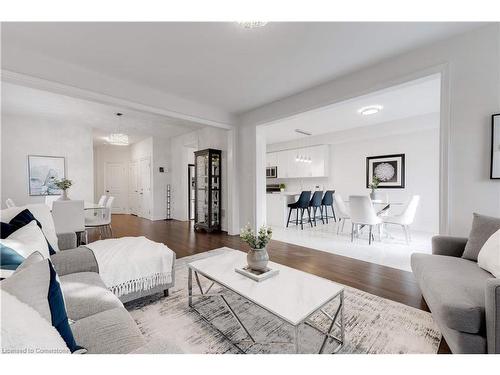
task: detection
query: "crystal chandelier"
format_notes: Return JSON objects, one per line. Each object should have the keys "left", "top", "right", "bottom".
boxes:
{"left": 238, "top": 21, "right": 268, "bottom": 29}
{"left": 108, "top": 113, "right": 129, "bottom": 146}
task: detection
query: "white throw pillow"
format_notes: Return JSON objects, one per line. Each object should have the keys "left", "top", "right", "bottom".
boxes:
{"left": 477, "top": 228, "right": 500, "bottom": 278}
{"left": 1, "top": 204, "right": 59, "bottom": 252}
{"left": 0, "top": 220, "right": 50, "bottom": 259}
{"left": 0, "top": 290, "right": 70, "bottom": 354}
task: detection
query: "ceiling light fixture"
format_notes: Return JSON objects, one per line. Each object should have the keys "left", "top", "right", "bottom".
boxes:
{"left": 294, "top": 129, "right": 313, "bottom": 163}
{"left": 237, "top": 21, "right": 268, "bottom": 29}
{"left": 108, "top": 113, "right": 129, "bottom": 146}
{"left": 358, "top": 105, "right": 383, "bottom": 116}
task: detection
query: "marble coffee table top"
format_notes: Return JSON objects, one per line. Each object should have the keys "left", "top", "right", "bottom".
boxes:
{"left": 188, "top": 249, "right": 344, "bottom": 325}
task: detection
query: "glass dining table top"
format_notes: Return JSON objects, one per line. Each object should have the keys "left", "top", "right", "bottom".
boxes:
{"left": 84, "top": 202, "right": 106, "bottom": 210}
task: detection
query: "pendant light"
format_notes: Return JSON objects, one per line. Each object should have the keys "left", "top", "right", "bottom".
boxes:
{"left": 108, "top": 113, "right": 129, "bottom": 146}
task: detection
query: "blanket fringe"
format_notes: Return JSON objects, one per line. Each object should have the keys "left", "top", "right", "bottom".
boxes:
{"left": 109, "top": 272, "right": 172, "bottom": 297}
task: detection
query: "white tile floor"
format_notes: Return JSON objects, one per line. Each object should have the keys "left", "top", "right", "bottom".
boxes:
{"left": 271, "top": 220, "right": 433, "bottom": 272}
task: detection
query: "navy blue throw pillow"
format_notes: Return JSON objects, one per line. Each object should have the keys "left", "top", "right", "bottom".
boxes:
{"left": 0, "top": 244, "right": 26, "bottom": 270}
{"left": 1, "top": 209, "right": 56, "bottom": 255}
{"left": 47, "top": 261, "right": 83, "bottom": 353}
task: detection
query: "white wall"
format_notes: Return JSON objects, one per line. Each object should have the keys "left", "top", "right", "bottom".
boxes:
{"left": 170, "top": 127, "right": 229, "bottom": 231}
{"left": 239, "top": 24, "right": 500, "bottom": 236}
{"left": 1, "top": 113, "right": 94, "bottom": 207}
{"left": 267, "top": 114, "right": 440, "bottom": 232}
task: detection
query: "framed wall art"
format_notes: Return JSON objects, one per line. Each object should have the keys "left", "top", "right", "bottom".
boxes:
{"left": 28, "top": 155, "right": 66, "bottom": 196}
{"left": 491, "top": 114, "right": 500, "bottom": 179}
{"left": 366, "top": 154, "right": 405, "bottom": 189}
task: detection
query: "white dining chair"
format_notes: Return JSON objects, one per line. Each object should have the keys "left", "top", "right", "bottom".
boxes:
{"left": 85, "top": 196, "right": 115, "bottom": 239}
{"left": 45, "top": 195, "right": 61, "bottom": 210}
{"left": 5, "top": 198, "right": 16, "bottom": 208}
{"left": 349, "top": 195, "right": 383, "bottom": 245}
{"left": 52, "top": 200, "right": 85, "bottom": 245}
{"left": 97, "top": 195, "right": 108, "bottom": 207}
{"left": 382, "top": 195, "right": 420, "bottom": 244}
{"left": 334, "top": 193, "right": 350, "bottom": 234}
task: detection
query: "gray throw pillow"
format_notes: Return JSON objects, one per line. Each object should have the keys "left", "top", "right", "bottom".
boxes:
{"left": 462, "top": 213, "right": 500, "bottom": 261}
{"left": 14, "top": 251, "right": 44, "bottom": 274}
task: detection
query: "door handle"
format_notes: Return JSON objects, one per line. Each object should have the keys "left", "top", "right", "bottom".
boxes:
{"left": 106, "top": 190, "right": 110, "bottom": 193}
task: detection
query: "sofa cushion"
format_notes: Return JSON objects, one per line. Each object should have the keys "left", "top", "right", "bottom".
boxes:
{"left": 1, "top": 205, "right": 59, "bottom": 252}
{"left": 0, "top": 259, "right": 82, "bottom": 352}
{"left": 70, "top": 307, "right": 145, "bottom": 354}
{"left": 1, "top": 209, "right": 55, "bottom": 255}
{"left": 477, "top": 228, "right": 500, "bottom": 277}
{"left": 411, "top": 253, "right": 494, "bottom": 334}
{"left": 0, "top": 220, "right": 50, "bottom": 259}
{"left": 1, "top": 289, "right": 70, "bottom": 354}
{"left": 14, "top": 251, "right": 44, "bottom": 274}
{"left": 463, "top": 213, "right": 500, "bottom": 261}
{"left": 59, "top": 272, "right": 123, "bottom": 321}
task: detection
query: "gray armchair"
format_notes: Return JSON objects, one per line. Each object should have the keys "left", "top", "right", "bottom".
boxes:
{"left": 411, "top": 235, "right": 500, "bottom": 354}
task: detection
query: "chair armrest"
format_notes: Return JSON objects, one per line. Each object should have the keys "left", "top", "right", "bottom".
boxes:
{"left": 57, "top": 232, "right": 77, "bottom": 250}
{"left": 431, "top": 235, "right": 468, "bottom": 257}
{"left": 50, "top": 246, "right": 98, "bottom": 276}
{"left": 486, "top": 278, "right": 500, "bottom": 354}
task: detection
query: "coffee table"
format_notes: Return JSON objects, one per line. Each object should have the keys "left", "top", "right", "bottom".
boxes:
{"left": 187, "top": 249, "right": 345, "bottom": 354}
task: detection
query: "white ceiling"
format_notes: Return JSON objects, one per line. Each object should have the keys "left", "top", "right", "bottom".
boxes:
{"left": 1, "top": 22, "right": 485, "bottom": 114}
{"left": 1, "top": 82, "right": 205, "bottom": 145}
{"left": 263, "top": 75, "right": 441, "bottom": 144}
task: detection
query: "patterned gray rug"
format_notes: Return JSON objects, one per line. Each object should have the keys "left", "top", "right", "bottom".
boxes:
{"left": 126, "top": 248, "right": 441, "bottom": 354}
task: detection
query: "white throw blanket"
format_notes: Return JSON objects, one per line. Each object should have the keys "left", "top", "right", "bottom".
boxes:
{"left": 85, "top": 236, "right": 174, "bottom": 297}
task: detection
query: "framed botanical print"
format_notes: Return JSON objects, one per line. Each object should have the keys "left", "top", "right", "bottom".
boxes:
{"left": 28, "top": 155, "right": 66, "bottom": 196}
{"left": 366, "top": 154, "right": 405, "bottom": 189}
{"left": 491, "top": 114, "right": 500, "bottom": 179}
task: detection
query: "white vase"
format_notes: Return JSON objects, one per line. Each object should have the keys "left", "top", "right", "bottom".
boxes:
{"left": 247, "top": 247, "right": 270, "bottom": 272}
{"left": 58, "top": 190, "right": 70, "bottom": 200}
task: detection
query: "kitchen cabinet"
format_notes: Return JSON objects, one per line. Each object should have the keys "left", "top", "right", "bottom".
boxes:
{"left": 266, "top": 152, "right": 278, "bottom": 168}
{"left": 266, "top": 145, "right": 329, "bottom": 179}
{"left": 276, "top": 150, "right": 290, "bottom": 178}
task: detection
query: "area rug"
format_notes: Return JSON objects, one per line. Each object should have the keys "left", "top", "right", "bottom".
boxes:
{"left": 126, "top": 247, "right": 441, "bottom": 354}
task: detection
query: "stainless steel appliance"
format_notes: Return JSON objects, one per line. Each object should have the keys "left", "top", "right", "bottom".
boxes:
{"left": 266, "top": 184, "right": 281, "bottom": 193}
{"left": 266, "top": 166, "right": 278, "bottom": 178}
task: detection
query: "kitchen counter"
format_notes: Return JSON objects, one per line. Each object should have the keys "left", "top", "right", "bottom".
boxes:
{"left": 266, "top": 192, "right": 299, "bottom": 227}
{"left": 267, "top": 191, "right": 301, "bottom": 196}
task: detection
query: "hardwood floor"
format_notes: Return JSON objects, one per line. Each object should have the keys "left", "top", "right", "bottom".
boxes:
{"left": 99, "top": 214, "right": 450, "bottom": 353}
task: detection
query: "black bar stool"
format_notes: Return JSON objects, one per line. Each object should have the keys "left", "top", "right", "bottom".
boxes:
{"left": 286, "top": 191, "right": 312, "bottom": 230}
{"left": 309, "top": 191, "right": 325, "bottom": 226}
{"left": 321, "top": 190, "right": 337, "bottom": 223}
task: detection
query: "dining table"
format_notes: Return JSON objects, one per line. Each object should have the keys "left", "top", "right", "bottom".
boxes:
{"left": 84, "top": 202, "right": 106, "bottom": 210}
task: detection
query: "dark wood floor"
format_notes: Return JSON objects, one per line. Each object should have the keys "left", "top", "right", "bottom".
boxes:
{"left": 103, "top": 214, "right": 450, "bottom": 353}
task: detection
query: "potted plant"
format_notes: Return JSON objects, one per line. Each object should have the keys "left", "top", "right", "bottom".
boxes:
{"left": 54, "top": 178, "right": 73, "bottom": 200}
{"left": 369, "top": 176, "right": 380, "bottom": 200}
{"left": 240, "top": 224, "right": 273, "bottom": 272}
{"left": 279, "top": 183, "right": 286, "bottom": 192}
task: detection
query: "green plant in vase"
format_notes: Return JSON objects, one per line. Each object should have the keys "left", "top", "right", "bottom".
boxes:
{"left": 240, "top": 224, "right": 272, "bottom": 271}
{"left": 369, "top": 176, "right": 380, "bottom": 200}
{"left": 279, "top": 183, "right": 286, "bottom": 192}
{"left": 54, "top": 178, "right": 73, "bottom": 200}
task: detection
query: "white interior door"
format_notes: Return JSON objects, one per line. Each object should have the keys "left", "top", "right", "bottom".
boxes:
{"left": 138, "top": 157, "right": 152, "bottom": 219}
{"left": 104, "top": 162, "right": 128, "bottom": 214}
{"left": 128, "top": 162, "right": 139, "bottom": 215}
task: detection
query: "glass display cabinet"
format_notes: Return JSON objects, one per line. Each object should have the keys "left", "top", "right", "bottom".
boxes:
{"left": 194, "top": 148, "right": 222, "bottom": 232}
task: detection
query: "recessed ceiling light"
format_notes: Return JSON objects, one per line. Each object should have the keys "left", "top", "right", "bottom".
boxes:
{"left": 358, "top": 105, "right": 383, "bottom": 116}
{"left": 237, "top": 21, "right": 268, "bottom": 29}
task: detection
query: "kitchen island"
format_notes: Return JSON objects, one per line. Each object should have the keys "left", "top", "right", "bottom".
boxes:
{"left": 266, "top": 192, "right": 300, "bottom": 227}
